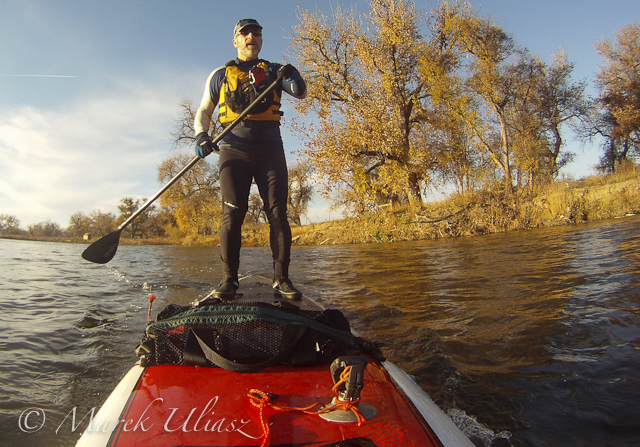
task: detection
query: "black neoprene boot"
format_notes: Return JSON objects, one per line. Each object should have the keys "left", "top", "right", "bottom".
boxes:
{"left": 212, "top": 276, "right": 239, "bottom": 299}
{"left": 273, "top": 277, "right": 302, "bottom": 300}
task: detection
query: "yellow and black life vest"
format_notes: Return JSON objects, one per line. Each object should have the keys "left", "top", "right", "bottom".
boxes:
{"left": 218, "top": 60, "right": 283, "bottom": 125}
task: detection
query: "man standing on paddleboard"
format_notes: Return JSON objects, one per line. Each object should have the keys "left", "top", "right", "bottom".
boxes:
{"left": 193, "top": 18, "right": 306, "bottom": 300}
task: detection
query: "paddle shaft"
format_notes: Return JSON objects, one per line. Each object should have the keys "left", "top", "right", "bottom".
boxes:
{"left": 117, "top": 74, "right": 285, "bottom": 232}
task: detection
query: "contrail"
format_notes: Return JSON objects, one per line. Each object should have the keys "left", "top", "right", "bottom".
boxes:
{"left": 1, "top": 75, "right": 76, "bottom": 78}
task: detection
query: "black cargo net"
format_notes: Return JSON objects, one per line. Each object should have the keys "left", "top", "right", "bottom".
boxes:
{"left": 135, "top": 301, "right": 383, "bottom": 372}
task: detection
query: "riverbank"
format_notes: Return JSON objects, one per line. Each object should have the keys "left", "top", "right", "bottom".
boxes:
{"left": 289, "top": 171, "right": 640, "bottom": 246}
{"left": 4, "top": 171, "right": 639, "bottom": 248}
{"left": 0, "top": 234, "right": 173, "bottom": 245}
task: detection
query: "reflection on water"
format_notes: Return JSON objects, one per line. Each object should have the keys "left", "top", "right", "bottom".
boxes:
{"left": 1, "top": 216, "right": 639, "bottom": 446}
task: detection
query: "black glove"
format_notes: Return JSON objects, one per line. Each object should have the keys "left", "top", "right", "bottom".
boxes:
{"left": 277, "top": 64, "right": 295, "bottom": 79}
{"left": 195, "top": 132, "right": 218, "bottom": 158}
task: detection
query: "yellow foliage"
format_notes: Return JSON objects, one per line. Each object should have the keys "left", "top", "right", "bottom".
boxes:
{"left": 158, "top": 153, "right": 221, "bottom": 236}
{"left": 291, "top": 0, "right": 594, "bottom": 215}
{"left": 292, "top": 0, "right": 433, "bottom": 213}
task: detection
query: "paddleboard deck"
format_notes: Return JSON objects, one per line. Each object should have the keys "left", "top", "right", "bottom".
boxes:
{"left": 209, "top": 274, "right": 324, "bottom": 310}
{"left": 76, "top": 276, "right": 473, "bottom": 447}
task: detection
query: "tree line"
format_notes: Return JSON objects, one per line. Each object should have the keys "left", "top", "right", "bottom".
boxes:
{"left": 288, "top": 0, "right": 640, "bottom": 215}
{"left": 0, "top": 200, "right": 170, "bottom": 239}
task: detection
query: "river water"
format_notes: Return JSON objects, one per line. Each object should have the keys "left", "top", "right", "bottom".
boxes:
{"left": 1, "top": 216, "right": 639, "bottom": 447}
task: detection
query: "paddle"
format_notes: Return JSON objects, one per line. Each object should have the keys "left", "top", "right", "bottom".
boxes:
{"left": 82, "top": 71, "right": 285, "bottom": 264}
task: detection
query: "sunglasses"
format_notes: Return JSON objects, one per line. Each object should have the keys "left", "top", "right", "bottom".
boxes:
{"left": 238, "top": 27, "right": 262, "bottom": 37}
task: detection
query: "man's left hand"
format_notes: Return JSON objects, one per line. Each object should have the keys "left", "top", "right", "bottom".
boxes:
{"left": 277, "top": 64, "right": 295, "bottom": 79}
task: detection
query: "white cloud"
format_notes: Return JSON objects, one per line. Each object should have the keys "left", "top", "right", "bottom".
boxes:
{"left": 0, "top": 79, "right": 186, "bottom": 227}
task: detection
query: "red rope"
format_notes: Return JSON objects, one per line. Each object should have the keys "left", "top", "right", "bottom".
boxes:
{"left": 248, "top": 366, "right": 366, "bottom": 447}
{"left": 248, "top": 390, "right": 324, "bottom": 447}
{"left": 147, "top": 294, "right": 157, "bottom": 323}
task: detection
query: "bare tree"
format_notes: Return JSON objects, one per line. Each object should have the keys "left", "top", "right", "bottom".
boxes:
{"left": 0, "top": 214, "right": 23, "bottom": 235}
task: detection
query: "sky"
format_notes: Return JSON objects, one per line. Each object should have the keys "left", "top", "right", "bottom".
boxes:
{"left": 1, "top": 0, "right": 639, "bottom": 228}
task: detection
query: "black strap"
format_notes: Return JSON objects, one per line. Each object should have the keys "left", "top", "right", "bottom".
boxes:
{"left": 221, "top": 120, "right": 280, "bottom": 128}
{"left": 190, "top": 324, "right": 309, "bottom": 373}
{"left": 182, "top": 330, "right": 210, "bottom": 367}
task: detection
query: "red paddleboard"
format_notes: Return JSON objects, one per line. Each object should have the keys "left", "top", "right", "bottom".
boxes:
{"left": 76, "top": 276, "right": 473, "bottom": 447}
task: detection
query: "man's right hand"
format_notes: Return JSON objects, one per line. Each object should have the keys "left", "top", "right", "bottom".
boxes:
{"left": 195, "top": 132, "right": 218, "bottom": 158}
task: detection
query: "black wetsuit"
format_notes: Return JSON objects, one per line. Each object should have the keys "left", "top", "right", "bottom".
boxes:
{"left": 195, "top": 59, "right": 306, "bottom": 279}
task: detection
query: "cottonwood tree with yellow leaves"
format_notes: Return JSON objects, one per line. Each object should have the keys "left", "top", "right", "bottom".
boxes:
{"left": 417, "top": 1, "right": 493, "bottom": 193}
{"left": 291, "top": 0, "right": 436, "bottom": 214}
{"left": 434, "top": 3, "right": 587, "bottom": 189}
{"left": 592, "top": 23, "right": 640, "bottom": 172}
{"left": 528, "top": 51, "right": 587, "bottom": 180}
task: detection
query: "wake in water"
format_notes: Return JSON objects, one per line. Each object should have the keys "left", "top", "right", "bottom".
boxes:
{"left": 448, "top": 409, "right": 513, "bottom": 447}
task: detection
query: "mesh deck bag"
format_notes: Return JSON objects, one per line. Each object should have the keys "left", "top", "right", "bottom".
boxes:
{"left": 135, "top": 300, "right": 384, "bottom": 373}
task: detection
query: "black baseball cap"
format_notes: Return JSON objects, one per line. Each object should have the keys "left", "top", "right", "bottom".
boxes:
{"left": 234, "top": 19, "right": 263, "bottom": 36}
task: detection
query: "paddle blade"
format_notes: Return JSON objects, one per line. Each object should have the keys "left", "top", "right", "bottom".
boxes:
{"left": 81, "top": 229, "right": 122, "bottom": 264}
